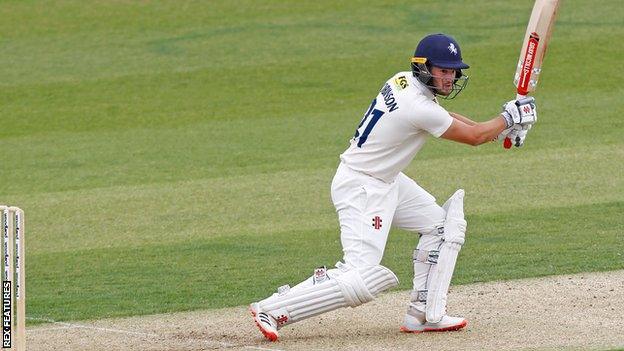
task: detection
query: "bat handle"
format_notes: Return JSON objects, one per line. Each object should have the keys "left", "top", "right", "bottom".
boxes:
{"left": 503, "top": 93, "right": 528, "bottom": 149}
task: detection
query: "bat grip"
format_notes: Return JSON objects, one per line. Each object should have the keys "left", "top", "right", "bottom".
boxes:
{"left": 503, "top": 93, "right": 527, "bottom": 149}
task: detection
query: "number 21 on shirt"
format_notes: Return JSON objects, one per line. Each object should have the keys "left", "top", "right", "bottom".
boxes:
{"left": 353, "top": 98, "right": 385, "bottom": 147}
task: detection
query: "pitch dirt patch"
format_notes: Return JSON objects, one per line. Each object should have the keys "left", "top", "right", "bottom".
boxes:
{"left": 29, "top": 270, "right": 624, "bottom": 351}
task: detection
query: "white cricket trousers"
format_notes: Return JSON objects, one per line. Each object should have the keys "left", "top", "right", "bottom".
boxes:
{"left": 331, "top": 162, "right": 446, "bottom": 267}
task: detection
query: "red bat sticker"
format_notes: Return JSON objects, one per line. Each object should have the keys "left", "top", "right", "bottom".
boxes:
{"left": 517, "top": 32, "right": 540, "bottom": 96}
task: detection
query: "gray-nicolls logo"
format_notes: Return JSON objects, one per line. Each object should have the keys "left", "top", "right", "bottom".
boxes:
{"left": 448, "top": 42, "right": 458, "bottom": 55}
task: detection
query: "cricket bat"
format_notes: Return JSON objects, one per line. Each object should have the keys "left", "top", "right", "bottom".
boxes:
{"left": 504, "top": 0, "right": 560, "bottom": 149}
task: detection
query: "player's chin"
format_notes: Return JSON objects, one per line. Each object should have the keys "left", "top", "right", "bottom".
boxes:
{"left": 437, "top": 88, "right": 452, "bottom": 96}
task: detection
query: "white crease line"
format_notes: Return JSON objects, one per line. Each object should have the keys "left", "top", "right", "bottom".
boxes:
{"left": 59, "top": 323, "right": 162, "bottom": 338}
{"left": 28, "top": 316, "right": 284, "bottom": 351}
{"left": 29, "top": 326, "right": 73, "bottom": 332}
{"left": 29, "top": 317, "right": 160, "bottom": 338}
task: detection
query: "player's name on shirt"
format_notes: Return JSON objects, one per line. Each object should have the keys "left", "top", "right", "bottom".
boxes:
{"left": 380, "top": 83, "right": 399, "bottom": 112}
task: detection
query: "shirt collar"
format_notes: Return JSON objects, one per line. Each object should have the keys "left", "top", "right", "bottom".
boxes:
{"left": 411, "top": 75, "right": 437, "bottom": 101}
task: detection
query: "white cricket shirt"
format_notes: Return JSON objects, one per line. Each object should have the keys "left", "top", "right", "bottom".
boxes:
{"left": 340, "top": 72, "right": 453, "bottom": 183}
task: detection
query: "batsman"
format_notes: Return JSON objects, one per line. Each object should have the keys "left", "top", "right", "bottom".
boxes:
{"left": 250, "top": 33, "right": 537, "bottom": 341}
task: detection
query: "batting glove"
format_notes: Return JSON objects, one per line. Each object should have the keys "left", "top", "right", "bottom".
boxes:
{"left": 500, "top": 97, "right": 537, "bottom": 128}
{"left": 506, "top": 124, "right": 532, "bottom": 147}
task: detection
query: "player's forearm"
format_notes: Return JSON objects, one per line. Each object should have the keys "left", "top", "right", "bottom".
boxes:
{"left": 449, "top": 112, "right": 477, "bottom": 126}
{"left": 469, "top": 116, "right": 507, "bottom": 145}
{"left": 441, "top": 115, "right": 507, "bottom": 146}
{"left": 449, "top": 111, "right": 505, "bottom": 145}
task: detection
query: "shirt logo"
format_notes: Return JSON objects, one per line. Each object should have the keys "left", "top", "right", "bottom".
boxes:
{"left": 394, "top": 76, "right": 408, "bottom": 90}
{"left": 372, "top": 216, "right": 383, "bottom": 230}
{"left": 448, "top": 42, "right": 458, "bottom": 55}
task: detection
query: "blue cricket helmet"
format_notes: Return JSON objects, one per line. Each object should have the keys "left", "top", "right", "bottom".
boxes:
{"left": 414, "top": 33, "right": 469, "bottom": 69}
{"left": 411, "top": 33, "right": 470, "bottom": 99}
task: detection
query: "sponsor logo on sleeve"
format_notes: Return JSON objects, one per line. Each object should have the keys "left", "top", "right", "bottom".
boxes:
{"left": 394, "top": 76, "right": 408, "bottom": 90}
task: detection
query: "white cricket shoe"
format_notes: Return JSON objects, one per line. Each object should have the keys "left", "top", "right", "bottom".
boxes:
{"left": 249, "top": 303, "right": 279, "bottom": 341}
{"left": 400, "top": 308, "right": 467, "bottom": 333}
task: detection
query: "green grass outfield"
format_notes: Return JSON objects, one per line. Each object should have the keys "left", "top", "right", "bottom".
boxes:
{"left": 1, "top": 0, "right": 622, "bottom": 322}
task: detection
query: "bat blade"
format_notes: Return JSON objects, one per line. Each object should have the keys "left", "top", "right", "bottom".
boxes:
{"left": 504, "top": 0, "right": 560, "bottom": 149}
{"left": 513, "top": 0, "right": 560, "bottom": 96}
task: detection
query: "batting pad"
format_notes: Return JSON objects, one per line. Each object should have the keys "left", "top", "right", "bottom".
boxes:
{"left": 258, "top": 265, "right": 398, "bottom": 327}
{"left": 426, "top": 189, "right": 467, "bottom": 323}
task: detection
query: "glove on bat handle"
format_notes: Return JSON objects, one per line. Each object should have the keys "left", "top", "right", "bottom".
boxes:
{"left": 503, "top": 94, "right": 529, "bottom": 149}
